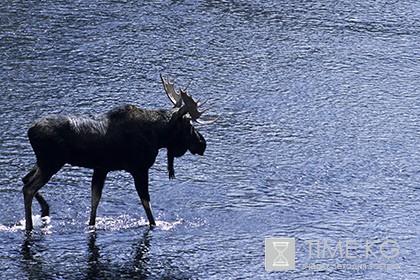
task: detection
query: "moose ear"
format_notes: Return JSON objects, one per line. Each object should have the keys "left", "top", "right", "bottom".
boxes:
{"left": 170, "top": 107, "right": 190, "bottom": 122}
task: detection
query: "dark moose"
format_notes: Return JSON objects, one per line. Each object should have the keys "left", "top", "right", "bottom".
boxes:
{"left": 22, "top": 74, "right": 219, "bottom": 231}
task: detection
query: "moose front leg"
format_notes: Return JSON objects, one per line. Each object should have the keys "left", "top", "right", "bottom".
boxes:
{"left": 132, "top": 170, "right": 156, "bottom": 227}
{"left": 89, "top": 169, "right": 108, "bottom": 226}
{"left": 167, "top": 151, "right": 175, "bottom": 179}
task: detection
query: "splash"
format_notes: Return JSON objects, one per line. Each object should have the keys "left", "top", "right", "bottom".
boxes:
{"left": 87, "top": 215, "right": 184, "bottom": 231}
{"left": 31, "top": 215, "right": 51, "bottom": 227}
{"left": 156, "top": 219, "right": 183, "bottom": 231}
{"left": 0, "top": 215, "right": 189, "bottom": 233}
{"left": 0, "top": 215, "right": 51, "bottom": 233}
{"left": 92, "top": 215, "right": 148, "bottom": 231}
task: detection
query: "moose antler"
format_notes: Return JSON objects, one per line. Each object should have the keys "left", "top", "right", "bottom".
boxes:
{"left": 160, "top": 74, "right": 183, "bottom": 107}
{"left": 160, "top": 74, "right": 220, "bottom": 124}
{"left": 180, "top": 89, "right": 220, "bottom": 124}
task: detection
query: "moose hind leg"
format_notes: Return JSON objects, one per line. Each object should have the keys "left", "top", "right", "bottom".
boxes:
{"left": 22, "top": 165, "right": 37, "bottom": 184}
{"left": 35, "top": 192, "right": 50, "bottom": 217}
{"left": 22, "top": 167, "right": 56, "bottom": 231}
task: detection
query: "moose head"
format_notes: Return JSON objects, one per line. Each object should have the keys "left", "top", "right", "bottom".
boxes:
{"left": 160, "top": 74, "right": 220, "bottom": 178}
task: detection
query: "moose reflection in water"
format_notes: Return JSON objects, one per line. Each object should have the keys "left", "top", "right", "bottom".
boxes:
{"left": 22, "top": 74, "right": 219, "bottom": 231}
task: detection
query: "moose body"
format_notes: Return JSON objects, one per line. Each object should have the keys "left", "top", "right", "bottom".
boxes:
{"left": 28, "top": 106, "right": 187, "bottom": 172}
{"left": 22, "top": 75, "right": 217, "bottom": 231}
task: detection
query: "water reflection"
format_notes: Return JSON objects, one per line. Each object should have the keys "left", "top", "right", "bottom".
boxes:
{"left": 86, "top": 232, "right": 101, "bottom": 279}
{"left": 20, "top": 234, "right": 52, "bottom": 280}
{"left": 131, "top": 229, "right": 152, "bottom": 277}
{"left": 85, "top": 228, "right": 191, "bottom": 279}
{"left": 20, "top": 228, "right": 154, "bottom": 279}
{"left": 86, "top": 229, "right": 152, "bottom": 279}
{"left": 21, "top": 236, "right": 34, "bottom": 261}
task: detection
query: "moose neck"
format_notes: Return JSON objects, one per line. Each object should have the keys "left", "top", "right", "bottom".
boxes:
{"left": 148, "top": 108, "right": 180, "bottom": 150}
{"left": 153, "top": 109, "right": 190, "bottom": 158}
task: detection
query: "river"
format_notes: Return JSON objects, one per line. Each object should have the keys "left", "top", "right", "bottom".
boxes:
{"left": 0, "top": 0, "right": 418, "bottom": 279}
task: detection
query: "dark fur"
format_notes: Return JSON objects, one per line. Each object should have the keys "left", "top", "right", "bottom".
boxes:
{"left": 22, "top": 105, "right": 206, "bottom": 230}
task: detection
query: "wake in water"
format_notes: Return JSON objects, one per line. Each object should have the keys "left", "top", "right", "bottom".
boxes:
{"left": 0, "top": 215, "right": 51, "bottom": 233}
{"left": 1, "top": 214, "right": 191, "bottom": 233}
{"left": 88, "top": 215, "right": 183, "bottom": 232}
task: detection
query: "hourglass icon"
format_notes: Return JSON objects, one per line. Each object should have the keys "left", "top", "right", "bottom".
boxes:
{"left": 272, "top": 241, "right": 289, "bottom": 266}
{"left": 265, "top": 238, "right": 295, "bottom": 270}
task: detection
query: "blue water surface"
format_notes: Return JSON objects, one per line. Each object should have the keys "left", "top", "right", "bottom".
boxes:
{"left": 0, "top": 0, "right": 418, "bottom": 279}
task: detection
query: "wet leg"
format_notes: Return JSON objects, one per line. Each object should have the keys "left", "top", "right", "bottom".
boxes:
{"left": 89, "top": 169, "right": 108, "bottom": 226}
{"left": 23, "top": 167, "right": 54, "bottom": 231}
{"left": 35, "top": 192, "right": 49, "bottom": 217}
{"left": 22, "top": 165, "right": 37, "bottom": 184}
{"left": 132, "top": 170, "right": 156, "bottom": 227}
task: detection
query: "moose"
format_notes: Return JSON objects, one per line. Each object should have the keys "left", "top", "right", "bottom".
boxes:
{"left": 22, "top": 74, "right": 218, "bottom": 231}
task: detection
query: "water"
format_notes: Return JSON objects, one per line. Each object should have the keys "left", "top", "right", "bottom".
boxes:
{"left": 0, "top": 0, "right": 418, "bottom": 279}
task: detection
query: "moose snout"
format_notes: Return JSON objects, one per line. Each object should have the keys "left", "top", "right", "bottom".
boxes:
{"left": 196, "top": 149, "right": 205, "bottom": 156}
{"left": 197, "top": 143, "right": 206, "bottom": 156}
{"left": 189, "top": 140, "right": 206, "bottom": 156}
